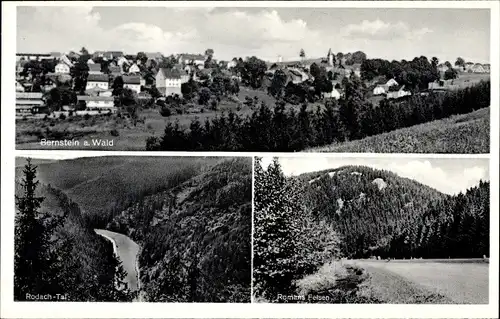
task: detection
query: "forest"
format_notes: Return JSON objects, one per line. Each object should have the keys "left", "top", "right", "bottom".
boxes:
{"left": 14, "top": 157, "right": 252, "bottom": 302}
{"left": 253, "top": 159, "right": 489, "bottom": 302}
{"left": 14, "top": 160, "right": 132, "bottom": 301}
{"left": 302, "top": 165, "right": 489, "bottom": 259}
{"left": 146, "top": 80, "right": 490, "bottom": 152}
{"left": 107, "top": 158, "right": 252, "bottom": 302}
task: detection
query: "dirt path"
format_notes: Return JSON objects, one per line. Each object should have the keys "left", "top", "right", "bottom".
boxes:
{"left": 94, "top": 229, "right": 141, "bottom": 292}
{"left": 350, "top": 260, "right": 489, "bottom": 304}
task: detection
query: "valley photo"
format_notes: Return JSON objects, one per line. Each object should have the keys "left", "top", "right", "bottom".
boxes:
{"left": 15, "top": 6, "right": 490, "bottom": 153}
{"left": 253, "top": 156, "right": 490, "bottom": 303}
{"left": 14, "top": 156, "right": 252, "bottom": 302}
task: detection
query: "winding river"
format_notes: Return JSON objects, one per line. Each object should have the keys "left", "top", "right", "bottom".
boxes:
{"left": 94, "top": 229, "right": 141, "bottom": 292}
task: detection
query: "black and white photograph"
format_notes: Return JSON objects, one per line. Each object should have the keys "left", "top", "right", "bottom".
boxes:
{"left": 15, "top": 6, "right": 490, "bottom": 153}
{"left": 14, "top": 155, "right": 252, "bottom": 302}
{"left": 253, "top": 156, "right": 490, "bottom": 304}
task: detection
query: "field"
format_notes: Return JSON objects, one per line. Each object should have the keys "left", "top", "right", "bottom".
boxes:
{"left": 307, "top": 107, "right": 490, "bottom": 153}
{"left": 451, "top": 72, "right": 490, "bottom": 89}
{"left": 349, "top": 259, "right": 489, "bottom": 304}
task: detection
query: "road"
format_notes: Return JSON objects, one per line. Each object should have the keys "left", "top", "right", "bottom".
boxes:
{"left": 94, "top": 229, "right": 141, "bottom": 292}
{"left": 349, "top": 259, "right": 489, "bottom": 304}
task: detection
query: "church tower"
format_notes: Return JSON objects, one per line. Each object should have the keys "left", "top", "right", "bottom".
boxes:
{"left": 327, "top": 48, "right": 333, "bottom": 66}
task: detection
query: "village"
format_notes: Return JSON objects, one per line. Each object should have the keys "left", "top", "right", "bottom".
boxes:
{"left": 15, "top": 48, "right": 490, "bottom": 119}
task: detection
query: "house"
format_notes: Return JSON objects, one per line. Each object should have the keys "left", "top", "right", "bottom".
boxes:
{"left": 155, "top": 68, "right": 182, "bottom": 97}
{"left": 87, "top": 59, "right": 95, "bottom": 65}
{"left": 128, "top": 63, "right": 141, "bottom": 74}
{"left": 106, "top": 51, "right": 124, "bottom": 60}
{"left": 373, "top": 85, "right": 386, "bottom": 95}
{"left": 122, "top": 75, "right": 142, "bottom": 94}
{"left": 471, "top": 63, "right": 486, "bottom": 73}
{"left": 387, "top": 85, "right": 411, "bottom": 99}
{"left": 16, "top": 81, "right": 25, "bottom": 92}
{"left": 138, "top": 92, "right": 152, "bottom": 100}
{"left": 86, "top": 73, "right": 109, "bottom": 91}
{"left": 179, "top": 53, "right": 206, "bottom": 67}
{"left": 85, "top": 86, "right": 111, "bottom": 96}
{"left": 88, "top": 63, "right": 102, "bottom": 74}
{"left": 227, "top": 58, "right": 238, "bottom": 69}
{"left": 16, "top": 92, "right": 44, "bottom": 116}
{"left": 464, "top": 62, "right": 474, "bottom": 72}
{"left": 346, "top": 63, "right": 362, "bottom": 78}
{"left": 145, "top": 52, "right": 163, "bottom": 60}
{"left": 59, "top": 54, "right": 73, "bottom": 68}
{"left": 93, "top": 51, "right": 105, "bottom": 59}
{"left": 385, "top": 78, "right": 398, "bottom": 88}
{"left": 55, "top": 63, "right": 70, "bottom": 74}
{"left": 428, "top": 79, "right": 458, "bottom": 91}
{"left": 49, "top": 52, "right": 62, "bottom": 59}
{"left": 109, "top": 65, "right": 122, "bottom": 77}
{"left": 437, "top": 63, "right": 449, "bottom": 73}
{"left": 117, "top": 56, "right": 130, "bottom": 68}
{"left": 289, "top": 68, "right": 310, "bottom": 83}
{"left": 324, "top": 87, "right": 341, "bottom": 100}
{"left": 77, "top": 95, "right": 116, "bottom": 113}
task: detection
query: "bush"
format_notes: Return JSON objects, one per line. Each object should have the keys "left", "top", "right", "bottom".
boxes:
{"left": 159, "top": 106, "right": 172, "bottom": 117}
{"left": 84, "top": 114, "right": 91, "bottom": 121}
{"left": 59, "top": 113, "right": 67, "bottom": 120}
{"left": 110, "top": 129, "right": 120, "bottom": 136}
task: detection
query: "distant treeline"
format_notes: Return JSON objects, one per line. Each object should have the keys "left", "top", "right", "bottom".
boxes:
{"left": 146, "top": 80, "right": 490, "bottom": 152}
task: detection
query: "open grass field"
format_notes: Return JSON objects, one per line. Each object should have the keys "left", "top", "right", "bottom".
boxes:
{"left": 349, "top": 259, "right": 489, "bottom": 304}
{"left": 452, "top": 72, "right": 490, "bottom": 89}
{"left": 307, "top": 107, "right": 490, "bottom": 153}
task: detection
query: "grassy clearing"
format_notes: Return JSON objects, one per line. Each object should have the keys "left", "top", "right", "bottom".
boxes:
{"left": 307, "top": 108, "right": 490, "bottom": 153}
{"left": 354, "top": 262, "right": 452, "bottom": 304}
{"left": 293, "top": 261, "right": 379, "bottom": 303}
{"left": 347, "top": 260, "right": 489, "bottom": 304}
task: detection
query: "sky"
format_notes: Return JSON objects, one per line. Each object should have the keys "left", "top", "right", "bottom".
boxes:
{"left": 16, "top": 6, "right": 490, "bottom": 63}
{"left": 260, "top": 157, "right": 490, "bottom": 195}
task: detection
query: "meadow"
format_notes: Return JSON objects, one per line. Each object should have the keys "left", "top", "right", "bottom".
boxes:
{"left": 307, "top": 107, "right": 490, "bottom": 154}
{"left": 348, "top": 259, "right": 489, "bottom": 304}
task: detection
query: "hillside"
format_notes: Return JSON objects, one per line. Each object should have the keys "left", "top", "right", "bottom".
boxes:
{"left": 15, "top": 156, "right": 219, "bottom": 226}
{"left": 107, "top": 158, "right": 252, "bottom": 302}
{"left": 14, "top": 176, "right": 131, "bottom": 301}
{"left": 301, "top": 165, "right": 489, "bottom": 259}
{"left": 307, "top": 107, "right": 490, "bottom": 153}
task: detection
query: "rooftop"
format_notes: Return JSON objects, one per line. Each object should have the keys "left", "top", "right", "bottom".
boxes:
{"left": 87, "top": 73, "right": 109, "bottom": 82}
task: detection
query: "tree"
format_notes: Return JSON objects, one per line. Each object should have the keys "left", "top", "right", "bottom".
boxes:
{"left": 137, "top": 52, "right": 148, "bottom": 65}
{"left": 444, "top": 61, "right": 452, "bottom": 69}
{"left": 112, "top": 76, "right": 124, "bottom": 96}
{"left": 241, "top": 56, "right": 267, "bottom": 89}
{"left": 455, "top": 57, "right": 465, "bottom": 67}
{"left": 198, "top": 87, "right": 212, "bottom": 106}
{"left": 15, "top": 159, "right": 67, "bottom": 300}
{"left": 70, "top": 61, "right": 89, "bottom": 94}
{"left": 205, "top": 49, "right": 214, "bottom": 58}
{"left": 444, "top": 68, "right": 458, "bottom": 80}
{"left": 80, "top": 47, "right": 89, "bottom": 56}
{"left": 268, "top": 69, "right": 287, "bottom": 99}
{"left": 299, "top": 49, "right": 306, "bottom": 60}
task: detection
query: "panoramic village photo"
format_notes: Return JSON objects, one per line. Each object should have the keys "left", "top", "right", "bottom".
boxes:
{"left": 15, "top": 7, "right": 490, "bottom": 152}
{"left": 253, "top": 156, "right": 490, "bottom": 304}
{"left": 14, "top": 156, "right": 252, "bottom": 302}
